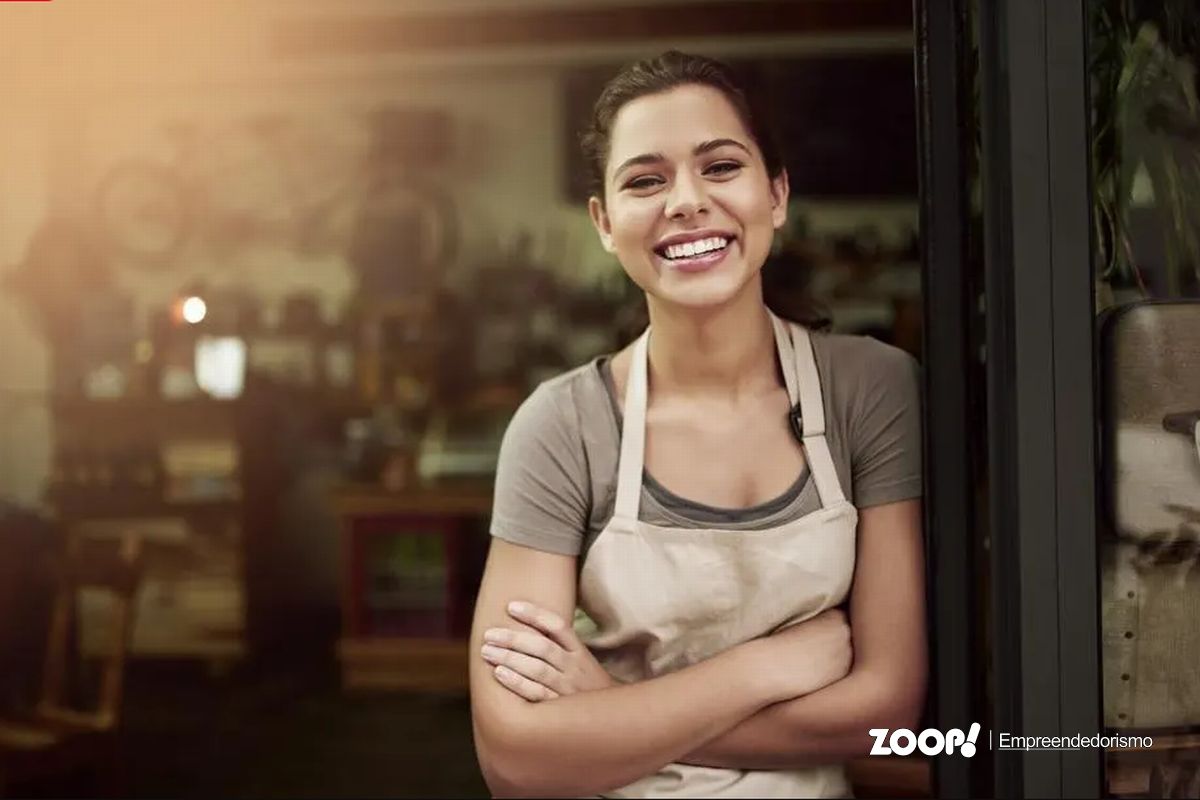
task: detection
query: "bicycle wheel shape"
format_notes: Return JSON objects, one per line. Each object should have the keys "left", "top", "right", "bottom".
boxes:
{"left": 94, "top": 160, "right": 191, "bottom": 259}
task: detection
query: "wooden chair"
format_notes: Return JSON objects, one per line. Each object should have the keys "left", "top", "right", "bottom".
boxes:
{"left": 0, "top": 531, "right": 144, "bottom": 797}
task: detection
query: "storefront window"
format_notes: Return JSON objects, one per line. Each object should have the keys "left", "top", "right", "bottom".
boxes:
{"left": 1091, "top": 1, "right": 1200, "bottom": 795}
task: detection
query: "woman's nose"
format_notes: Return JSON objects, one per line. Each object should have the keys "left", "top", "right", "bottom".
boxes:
{"left": 664, "top": 173, "right": 708, "bottom": 219}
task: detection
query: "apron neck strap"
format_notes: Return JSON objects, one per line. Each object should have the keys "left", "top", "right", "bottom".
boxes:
{"left": 786, "top": 319, "right": 825, "bottom": 437}
{"left": 783, "top": 319, "right": 846, "bottom": 506}
{"left": 770, "top": 312, "right": 801, "bottom": 406}
{"left": 612, "top": 329, "right": 650, "bottom": 525}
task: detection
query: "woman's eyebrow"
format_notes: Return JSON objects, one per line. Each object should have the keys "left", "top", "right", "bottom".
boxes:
{"left": 612, "top": 138, "right": 752, "bottom": 180}
{"left": 613, "top": 152, "right": 665, "bottom": 179}
{"left": 694, "top": 138, "right": 751, "bottom": 157}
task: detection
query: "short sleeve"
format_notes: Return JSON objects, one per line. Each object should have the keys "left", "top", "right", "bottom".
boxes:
{"left": 489, "top": 380, "right": 591, "bottom": 556}
{"left": 848, "top": 344, "right": 923, "bottom": 508}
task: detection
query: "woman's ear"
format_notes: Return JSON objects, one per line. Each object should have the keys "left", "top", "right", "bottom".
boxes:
{"left": 770, "top": 169, "right": 790, "bottom": 231}
{"left": 588, "top": 195, "right": 616, "bottom": 254}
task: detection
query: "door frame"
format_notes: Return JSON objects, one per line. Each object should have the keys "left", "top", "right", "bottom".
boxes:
{"left": 977, "top": 0, "right": 1104, "bottom": 796}
{"left": 914, "top": 0, "right": 986, "bottom": 796}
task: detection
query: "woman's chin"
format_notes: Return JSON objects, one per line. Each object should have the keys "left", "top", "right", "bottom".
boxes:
{"left": 652, "top": 271, "right": 753, "bottom": 311}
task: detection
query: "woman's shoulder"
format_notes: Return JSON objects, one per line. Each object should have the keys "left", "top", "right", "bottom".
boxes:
{"left": 505, "top": 357, "right": 613, "bottom": 444}
{"left": 805, "top": 329, "right": 922, "bottom": 504}
{"left": 807, "top": 329, "right": 920, "bottom": 397}
{"left": 493, "top": 360, "right": 612, "bottom": 557}
{"left": 534, "top": 356, "right": 614, "bottom": 408}
{"left": 809, "top": 328, "right": 913, "bottom": 362}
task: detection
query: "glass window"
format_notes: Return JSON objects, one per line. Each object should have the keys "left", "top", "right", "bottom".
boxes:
{"left": 1091, "top": 1, "right": 1200, "bottom": 795}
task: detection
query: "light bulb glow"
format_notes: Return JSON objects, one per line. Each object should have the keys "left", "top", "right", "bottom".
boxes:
{"left": 182, "top": 296, "right": 207, "bottom": 324}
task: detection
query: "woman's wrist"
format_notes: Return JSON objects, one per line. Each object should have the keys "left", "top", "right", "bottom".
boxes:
{"left": 722, "top": 637, "right": 795, "bottom": 706}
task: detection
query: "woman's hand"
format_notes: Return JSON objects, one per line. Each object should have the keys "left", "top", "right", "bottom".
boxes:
{"left": 481, "top": 601, "right": 616, "bottom": 702}
{"left": 761, "top": 608, "right": 854, "bottom": 699}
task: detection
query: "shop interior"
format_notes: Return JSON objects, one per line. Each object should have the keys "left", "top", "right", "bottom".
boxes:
{"left": 6, "top": 1, "right": 1200, "bottom": 797}
{"left": 1, "top": 1, "right": 931, "bottom": 797}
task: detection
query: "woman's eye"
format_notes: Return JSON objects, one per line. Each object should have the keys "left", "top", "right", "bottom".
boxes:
{"left": 705, "top": 161, "right": 743, "bottom": 176}
{"left": 624, "top": 176, "right": 663, "bottom": 191}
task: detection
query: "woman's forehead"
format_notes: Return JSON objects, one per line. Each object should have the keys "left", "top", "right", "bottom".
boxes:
{"left": 608, "top": 84, "right": 753, "bottom": 161}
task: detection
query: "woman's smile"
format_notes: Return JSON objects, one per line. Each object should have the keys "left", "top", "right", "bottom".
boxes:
{"left": 653, "top": 232, "right": 738, "bottom": 273}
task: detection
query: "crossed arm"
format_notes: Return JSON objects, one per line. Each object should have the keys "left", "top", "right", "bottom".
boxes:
{"left": 468, "top": 499, "right": 926, "bottom": 798}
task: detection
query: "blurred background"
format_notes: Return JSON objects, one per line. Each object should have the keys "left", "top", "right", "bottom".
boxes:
{"left": 7, "top": 0, "right": 1200, "bottom": 797}
{"left": 0, "top": 1, "right": 925, "bottom": 796}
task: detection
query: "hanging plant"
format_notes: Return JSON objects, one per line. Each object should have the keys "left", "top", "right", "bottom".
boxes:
{"left": 1092, "top": 0, "right": 1200, "bottom": 298}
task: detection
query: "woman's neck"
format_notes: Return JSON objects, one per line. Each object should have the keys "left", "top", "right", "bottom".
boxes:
{"left": 645, "top": 289, "right": 779, "bottom": 402}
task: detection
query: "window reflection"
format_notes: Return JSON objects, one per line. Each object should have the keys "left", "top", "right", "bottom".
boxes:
{"left": 1092, "top": 1, "right": 1200, "bottom": 796}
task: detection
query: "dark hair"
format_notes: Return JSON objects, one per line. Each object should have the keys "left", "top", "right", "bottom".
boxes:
{"left": 579, "top": 50, "right": 829, "bottom": 330}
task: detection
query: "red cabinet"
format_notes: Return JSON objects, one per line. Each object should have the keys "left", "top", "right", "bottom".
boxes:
{"left": 331, "top": 484, "right": 490, "bottom": 692}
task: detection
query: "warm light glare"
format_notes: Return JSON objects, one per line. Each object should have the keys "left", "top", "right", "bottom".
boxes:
{"left": 182, "top": 296, "right": 207, "bottom": 324}
{"left": 195, "top": 336, "right": 246, "bottom": 399}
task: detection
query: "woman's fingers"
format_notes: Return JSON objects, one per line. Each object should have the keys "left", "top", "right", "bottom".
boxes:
{"left": 481, "top": 613, "right": 616, "bottom": 698}
{"left": 482, "top": 644, "right": 565, "bottom": 695}
{"left": 506, "top": 601, "right": 579, "bottom": 651}
{"left": 491, "top": 663, "right": 560, "bottom": 702}
{"left": 483, "top": 626, "right": 566, "bottom": 670}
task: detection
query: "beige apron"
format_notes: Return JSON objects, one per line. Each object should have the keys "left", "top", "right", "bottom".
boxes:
{"left": 578, "top": 313, "right": 859, "bottom": 799}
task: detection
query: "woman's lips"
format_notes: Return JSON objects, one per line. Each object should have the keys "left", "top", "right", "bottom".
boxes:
{"left": 654, "top": 240, "right": 733, "bottom": 273}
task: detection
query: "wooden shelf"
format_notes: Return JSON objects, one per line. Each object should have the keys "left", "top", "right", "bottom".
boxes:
{"left": 337, "top": 637, "right": 468, "bottom": 692}
{"left": 50, "top": 394, "right": 278, "bottom": 668}
{"left": 331, "top": 482, "right": 493, "bottom": 517}
{"left": 53, "top": 498, "right": 241, "bottom": 522}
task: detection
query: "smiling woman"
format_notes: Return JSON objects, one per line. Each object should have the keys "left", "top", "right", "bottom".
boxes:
{"left": 587, "top": 82, "right": 782, "bottom": 313}
{"left": 469, "top": 51, "right": 927, "bottom": 799}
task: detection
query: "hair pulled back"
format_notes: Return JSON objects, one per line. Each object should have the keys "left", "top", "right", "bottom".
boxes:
{"left": 580, "top": 50, "right": 828, "bottom": 329}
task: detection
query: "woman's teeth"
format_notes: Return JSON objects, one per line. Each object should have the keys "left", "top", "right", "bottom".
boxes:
{"left": 662, "top": 236, "right": 728, "bottom": 260}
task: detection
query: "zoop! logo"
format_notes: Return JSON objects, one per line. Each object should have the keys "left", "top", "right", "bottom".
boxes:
{"left": 870, "top": 722, "right": 982, "bottom": 757}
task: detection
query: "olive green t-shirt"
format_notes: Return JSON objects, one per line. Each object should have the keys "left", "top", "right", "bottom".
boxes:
{"left": 489, "top": 330, "right": 922, "bottom": 562}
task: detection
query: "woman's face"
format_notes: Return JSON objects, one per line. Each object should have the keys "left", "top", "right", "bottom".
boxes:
{"left": 588, "top": 83, "right": 788, "bottom": 312}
